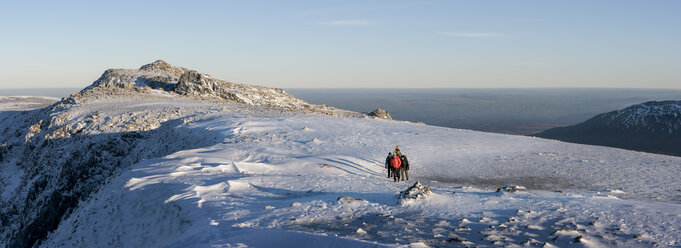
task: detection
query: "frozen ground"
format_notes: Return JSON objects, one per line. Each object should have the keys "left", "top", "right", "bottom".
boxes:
{"left": 30, "top": 99, "right": 681, "bottom": 247}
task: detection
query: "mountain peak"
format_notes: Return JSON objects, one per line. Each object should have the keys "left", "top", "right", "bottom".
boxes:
{"left": 535, "top": 100, "right": 681, "bottom": 156}
{"left": 138, "top": 59, "right": 188, "bottom": 76}
{"left": 72, "top": 61, "right": 361, "bottom": 116}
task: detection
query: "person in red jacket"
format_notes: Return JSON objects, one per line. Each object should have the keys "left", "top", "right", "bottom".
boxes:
{"left": 389, "top": 154, "right": 402, "bottom": 182}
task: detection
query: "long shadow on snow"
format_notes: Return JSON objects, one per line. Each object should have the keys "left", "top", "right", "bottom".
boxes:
{"left": 250, "top": 185, "right": 399, "bottom": 206}
{"left": 320, "top": 157, "right": 382, "bottom": 177}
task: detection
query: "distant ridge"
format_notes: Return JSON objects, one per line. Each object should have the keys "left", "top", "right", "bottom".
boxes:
{"left": 535, "top": 100, "right": 681, "bottom": 156}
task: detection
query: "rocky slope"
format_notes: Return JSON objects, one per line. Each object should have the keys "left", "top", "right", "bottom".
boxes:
{"left": 535, "top": 100, "right": 681, "bottom": 156}
{"left": 78, "top": 60, "right": 359, "bottom": 115}
{"left": 0, "top": 60, "right": 362, "bottom": 247}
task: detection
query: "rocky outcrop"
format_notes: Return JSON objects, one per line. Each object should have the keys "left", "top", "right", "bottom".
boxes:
{"left": 367, "top": 108, "right": 392, "bottom": 120}
{"left": 398, "top": 181, "right": 432, "bottom": 204}
{"left": 78, "top": 60, "right": 360, "bottom": 116}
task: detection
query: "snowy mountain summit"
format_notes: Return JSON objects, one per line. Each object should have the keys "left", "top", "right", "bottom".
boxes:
{"left": 537, "top": 100, "right": 681, "bottom": 156}
{"left": 600, "top": 100, "right": 681, "bottom": 133}
{"left": 79, "top": 60, "right": 357, "bottom": 115}
{"left": 2, "top": 62, "right": 681, "bottom": 247}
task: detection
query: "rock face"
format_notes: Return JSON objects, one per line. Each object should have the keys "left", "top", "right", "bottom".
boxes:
{"left": 368, "top": 108, "right": 392, "bottom": 120}
{"left": 535, "top": 100, "right": 681, "bottom": 156}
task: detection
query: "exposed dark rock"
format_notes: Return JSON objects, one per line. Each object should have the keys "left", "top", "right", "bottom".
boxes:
{"left": 398, "top": 181, "right": 432, "bottom": 203}
{"left": 496, "top": 185, "right": 526, "bottom": 192}
{"left": 367, "top": 108, "right": 392, "bottom": 120}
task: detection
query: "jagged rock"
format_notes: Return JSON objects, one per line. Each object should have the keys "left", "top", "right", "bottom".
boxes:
{"left": 496, "top": 185, "right": 526, "bottom": 192}
{"left": 398, "top": 181, "right": 432, "bottom": 204}
{"left": 573, "top": 235, "right": 586, "bottom": 243}
{"left": 140, "top": 60, "right": 188, "bottom": 76}
{"left": 367, "top": 108, "right": 392, "bottom": 120}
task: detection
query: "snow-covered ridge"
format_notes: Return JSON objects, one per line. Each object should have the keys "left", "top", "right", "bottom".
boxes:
{"left": 79, "top": 60, "right": 359, "bottom": 116}
{"left": 600, "top": 100, "right": 681, "bottom": 133}
{"left": 0, "top": 60, "right": 363, "bottom": 247}
{"left": 536, "top": 100, "right": 681, "bottom": 156}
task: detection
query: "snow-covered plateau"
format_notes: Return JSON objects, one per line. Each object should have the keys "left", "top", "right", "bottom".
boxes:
{"left": 0, "top": 96, "right": 59, "bottom": 111}
{"left": 2, "top": 61, "right": 681, "bottom": 247}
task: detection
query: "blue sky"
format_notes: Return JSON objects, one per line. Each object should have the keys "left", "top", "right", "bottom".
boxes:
{"left": 1, "top": 0, "right": 679, "bottom": 89}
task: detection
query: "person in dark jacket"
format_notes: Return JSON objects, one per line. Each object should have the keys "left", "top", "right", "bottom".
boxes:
{"left": 385, "top": 152, "right": 393, "bottom": 178}
{"left": 399, "top": 155, "right": 409, "bottom": 181}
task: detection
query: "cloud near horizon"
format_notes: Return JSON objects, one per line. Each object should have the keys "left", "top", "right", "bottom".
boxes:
{"left": 439, "top": 32, "right": 507, "bottom": 37}
{"left": 319, "top": 20, "right": 373, "bottom": 26}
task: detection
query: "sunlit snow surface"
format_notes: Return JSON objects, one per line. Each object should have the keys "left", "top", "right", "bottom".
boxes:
{"left": 34, "top": 101, "right": 681, "bottom": 247}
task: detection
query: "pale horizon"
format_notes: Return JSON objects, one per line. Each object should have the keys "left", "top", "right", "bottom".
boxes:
{"left": 1, "top": 1, "right": 679, "bottom": 89}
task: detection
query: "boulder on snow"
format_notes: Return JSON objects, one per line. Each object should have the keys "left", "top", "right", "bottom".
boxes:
{"left": 496, "top": 185, "right": 526, "bottom": 192}
{"left": 398, "top": 181, "right": 433, "bottom": 204}
{"left": 337, "top": 196, "right": 365, "bottom": 202}
{"left": 367, "top": 108, "right": 392, "bottom": 120}
{"left": 447, "top": 237, "right": 473, "bottom": 244}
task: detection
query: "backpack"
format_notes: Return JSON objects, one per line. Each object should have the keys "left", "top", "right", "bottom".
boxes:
{"left": 390, "top": 155, "right": 401, "bottom": 169}
{"left": 400, "top": 155, "right": 409, "bottom": 170}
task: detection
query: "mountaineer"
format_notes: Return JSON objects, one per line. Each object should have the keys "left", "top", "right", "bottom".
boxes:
{"left": 385, "top": 152, "right": 393, "bottom": 178}
{"left": 389, "top": 153, "right": 402, "bottom": 182}
{"left": 399, "top": 154, "right": 409, "bottom": 181}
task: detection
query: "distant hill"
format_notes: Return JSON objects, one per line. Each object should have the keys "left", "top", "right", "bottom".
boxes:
{"left": 535, "top": 100, "right": 681, "bottom": 156}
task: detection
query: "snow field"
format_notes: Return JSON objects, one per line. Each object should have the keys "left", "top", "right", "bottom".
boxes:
{"left": 40, "top": 113, "right": 681, "bottom": 247}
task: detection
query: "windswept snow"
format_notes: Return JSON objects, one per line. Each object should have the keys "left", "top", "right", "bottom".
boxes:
{"left": 3, "top": 61, "right": 681, "bottom": 247}
{"left": 39, "top": 107, "right": 681, "bottom": 247}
